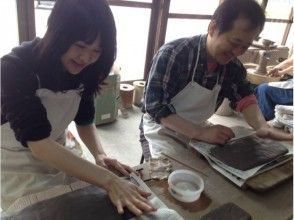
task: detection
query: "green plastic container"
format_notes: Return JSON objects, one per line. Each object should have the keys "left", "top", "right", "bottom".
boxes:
{"left": 94, "top": 74, "right": 120, "bottom": 125}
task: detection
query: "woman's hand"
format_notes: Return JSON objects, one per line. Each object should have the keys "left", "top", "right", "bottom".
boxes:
{"left": 95, "top": 154, "right": 136, "bottom": 176}
{"left": 198, "top": 125, "right": 235, "bottom": 144}
{"left": 267, "top": 67, "right": 284, "bottom": 77}
{"left": 267, "top": 57, "right": 293, "bottom": 77}
{"left": 106, "top": 177, "right": 156, "bottom": 216}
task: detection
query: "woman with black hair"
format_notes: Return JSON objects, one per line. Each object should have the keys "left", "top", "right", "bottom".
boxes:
{"left": 1, "top": 0, "right": 154, "bottom": 217}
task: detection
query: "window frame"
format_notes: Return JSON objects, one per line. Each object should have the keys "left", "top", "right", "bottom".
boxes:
{"left": 16, "top": 0, "right": 293, "bottom": 81}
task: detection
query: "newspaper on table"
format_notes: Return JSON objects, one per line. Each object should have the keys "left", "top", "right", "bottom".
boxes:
{"left": 189, "top": 126, "right": 293, "bottom": 187}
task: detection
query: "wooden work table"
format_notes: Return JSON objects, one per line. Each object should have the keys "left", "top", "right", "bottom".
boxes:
{"left": 145, "top": 146, "right": 293, "bottom": 220}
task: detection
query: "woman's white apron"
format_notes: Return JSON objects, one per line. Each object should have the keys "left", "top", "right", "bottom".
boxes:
{"left": 1, "top": 76, "right": 88, "bottom": 213}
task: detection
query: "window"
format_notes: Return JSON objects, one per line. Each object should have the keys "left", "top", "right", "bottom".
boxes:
{"left": 258, "top": 0, "right": 293, "bottom": 46}
{"left": 5, "top": 0, "right": 293, "bottom": 80}
{"left": 261, "top": 22, "right": 288, "bottom": 45}
{"left": 34, "top": 1, "right": 52, "bottom": 38}
{"left": 165, "top": 19, "right": 210, "bottom": 43}
{"left": 110, "top": 6, "right": 151, "bottom": 81}
{"left": 165, "top": 0, "right": 218, "bottom": 43}
{"left": 169, "top": 0, "right": 218, "bottom": 15}
{"left": 0, "top": 0, "right": 18, "bottom": 57}
{"left": 265, "top": 0, "right": 292, "bottom": 20}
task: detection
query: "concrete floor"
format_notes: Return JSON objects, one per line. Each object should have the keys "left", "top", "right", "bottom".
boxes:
{"left": 94, "top": 107, "right": 143, "bottom": 167}
{"left": 69, "top": 106, "right": 144, "bottom": 167}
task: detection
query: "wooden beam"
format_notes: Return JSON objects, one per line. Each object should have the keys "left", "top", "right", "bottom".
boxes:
{"left": 16, "top": 0, "right": 35, "bottom": 44}
{"left": 261, "top": 0, "right": 268, "bottom": 11}
{"left": 144, "top": 0, "right": 161, "bottom": 80}
{"left": 167, "top": 14, "right": 291, "bottom": 23}
{"left": 107, "top": 0, "right": 151, "bottom": 8}
{"left": 155, "top": 0, "right": 170, "bottom": 55}
{"left": 168, "top": 13, "right": 212, "bottom": 20}
{"left": 281, "top": 8, "right": 293, "bottom": 45}
{"left": 143, "top": 0, "right": 170, "bottom": 80}
{"left": 265, "top": 18, "right": 292, "bottom": 23}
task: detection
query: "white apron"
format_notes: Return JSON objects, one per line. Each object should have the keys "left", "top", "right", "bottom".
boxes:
{"left": 143, "top": 37, "right": 222, "bottom": 158}
{"left": 1, "top": 75, "right": 88, "bottom": 213}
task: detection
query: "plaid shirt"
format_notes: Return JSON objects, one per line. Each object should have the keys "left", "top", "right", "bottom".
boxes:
{"left": 143, "top": 34, "right": 253, "bottom": 123}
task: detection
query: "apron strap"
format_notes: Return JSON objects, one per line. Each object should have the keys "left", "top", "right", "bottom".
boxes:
{"left": 217, "top": 65, "right": 226, "bottom": 86}
{"left": 191, "top": 36, "right": 225, "bottom": 88}
{"left": 191, "top": 36, "right": 202, "bottom": 81}
{"left": 35, "top": 74, "right": 42, "bottom": 89}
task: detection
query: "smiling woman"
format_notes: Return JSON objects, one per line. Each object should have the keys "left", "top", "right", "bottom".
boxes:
{"left": 61, "top": 37, "right": 103, "bottom": 75}
{"left": 1, "top": 0, "right": 155, "bottom": 217}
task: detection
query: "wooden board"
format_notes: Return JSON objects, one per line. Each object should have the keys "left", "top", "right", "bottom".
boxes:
{"left": 245, "top": 160, "right": 293, "bottom": 192}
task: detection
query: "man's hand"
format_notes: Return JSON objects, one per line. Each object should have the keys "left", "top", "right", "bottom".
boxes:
{"left": 198, "top": 125, "right": 235, "bottom": 144}
{"left": 256, "top": 126, "right": 293, "bottom": 141}
{"left": 95, "top": 154, "right": 136, "bottom": 176}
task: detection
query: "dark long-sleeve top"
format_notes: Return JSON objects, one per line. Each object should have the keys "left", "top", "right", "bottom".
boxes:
{"left": 142, "top": 34, "right": 254, "bottom": 123}
{"left": 1, "top": 38, "right": 95, "bottom": 147}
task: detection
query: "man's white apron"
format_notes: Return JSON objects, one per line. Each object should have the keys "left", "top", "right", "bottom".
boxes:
{"left": 143, "top": 37, "right": 222, "bottom": 158}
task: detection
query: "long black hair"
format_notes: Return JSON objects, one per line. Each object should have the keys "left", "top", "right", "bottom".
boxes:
{"left": 212, "top": 0, "right": 265, "bottom": 35}
{"left": 37, "top": 0, "right": 116, "bottom": 96}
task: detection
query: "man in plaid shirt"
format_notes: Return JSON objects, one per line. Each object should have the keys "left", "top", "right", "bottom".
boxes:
{"left": 140, "top": 0, "right": 292, "bottom": 159}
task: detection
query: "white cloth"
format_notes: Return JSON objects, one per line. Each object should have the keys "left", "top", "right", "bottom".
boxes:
{"left": 143, "top": 37, "right": 221, "bottom": 158}
{"left": 268, "top": 78, "right": 293, "bottom": 89}
{"left": 275, "top": 104, "right": 294, "bottom": 116}
{"left": 131, "top": 197, "right": 183, "bottom": 220}
{"left": 272, "top": 105, "right": 293, "bottom": 133}
{"left": 1, "top": 75, "right": 84, "bottom": 213}
{"left": 129, "top": 173, "right": 183, "bottom": 220}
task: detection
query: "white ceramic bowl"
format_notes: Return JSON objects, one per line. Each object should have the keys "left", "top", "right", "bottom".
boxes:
{"left": 168, "top": 169, "right": 204, "bottom": 203}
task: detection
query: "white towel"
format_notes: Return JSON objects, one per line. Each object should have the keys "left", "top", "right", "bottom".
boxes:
{"left": 272, "top": 105, "right": 293, "bottom": 133}
{"left": 275, "top": 105, "right": 294, "bottom": 116}
{"left": 268, "top": 79, "right": 293, "bottom": 89}
{"left": 129, "top": 173, "right": 184, "bottom": 220}
{"left": 131, "top": 196, "right": 184, "bottom": 220}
